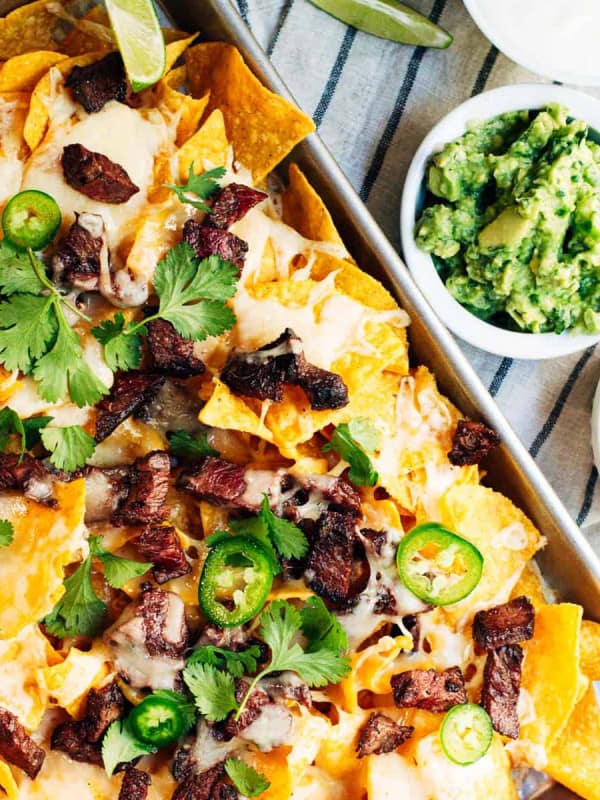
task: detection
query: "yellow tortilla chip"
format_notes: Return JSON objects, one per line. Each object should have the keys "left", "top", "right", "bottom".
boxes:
{"left": 0, "top": 0, "right": 61, "bottom": 57}
{"left": 185, "top": 42, "right": 315, "bottom": 181}
{"left": 282, "top": 164, "right": 345, "bottom": 247}
{"left": 244, "top": 748, "right": 291, "bottom": 800}
{"left": 520, "top": 603, "right": 583, "bottom": 758}
{"left": 0, "top": 761, "right": 18, "bottom": 800}
{"left": 580, "top": 619, "right": 600, "bottom": 680}
{"left": 0, "top": 480, "right": 86, "bottom": 639}
{"left": 41, "top": 643, "right": 112, "bottom": 718}
{"left": 0, "top": 51, "right": 66, "bottom": 93}
{"left": 60, "top": 5, "right": 114, "bottom": 56}
{"left": 435, "top": 484, "right": 544, "bottom": 625}
{"left": 200, "top": 378, "right": 274, "bottom": 443}
{"left": 510, "top": 562, "right": 547, "bottom": 609}
{"left": 164, "top": 35, "right": 197, "bottom": 73}
{"left": 158, "top": 66, "right": 209, "bottom": 146}
{"left": 178, "top": 108, "right": 229, "bottom": 178}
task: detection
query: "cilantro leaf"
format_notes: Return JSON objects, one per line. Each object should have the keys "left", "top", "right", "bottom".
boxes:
{"left": 228, "top": 516, "right": 281, "bottom": 575}
{"left": 102, "top": 720, "right": 155, "bottom": 777}
{"left": 165, "top": 164, "right": 225, "bottom": 212}
{"left": 225, "top": 758, "right": 270, "bottom": 797}
{"left": 40, "top": 425, "right": 96, "bottom": 472}
{"left": 0, "top": 294, "right": 56, "bottom": 373}
{"left": 300, "top": 596, "right": 348, "bottom": 655}
{"left": 42, "top": 553, "right": 106, "bottom": 637}
{"left": 22, "top": 416, "right": 52, "bottom": 450}
{"left": 187, "top": 644, "right": 262, "bottom": 678}
{"left": 151, "top": 690, "right": 197, "bottom": 735}
{"left": 322, "top": 418, "right": 380, "bottom": 487}
{"left": 182, "top": 662, "right": 238, "bottom": 722}
{"left": 168, "top": 429, "right": 219, "bottom": 459}
{"left": 0, "top": 240, "right": 43, "bottom": 295}
{"left": 88, "top": 535, "right": 151, "bottom": 589}
{"left": 0, "top": 407, "right": 25, "bottom": 452}
{"left": 259, "top": 495, "right": 308, "bottom": 560}
{"left": 91, "top": 313, "right": 144, "bottom": 372}
{"left": 0, "top": 519, "right": 14, "bottom": 549}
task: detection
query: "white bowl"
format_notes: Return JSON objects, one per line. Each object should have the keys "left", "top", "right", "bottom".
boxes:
{"left": 400, "top": 83, "right": 600, "bottom": 360}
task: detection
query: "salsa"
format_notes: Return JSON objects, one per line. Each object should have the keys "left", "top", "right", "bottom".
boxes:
{"left": 415, "top": 105, "right": 600, "bottom": 334}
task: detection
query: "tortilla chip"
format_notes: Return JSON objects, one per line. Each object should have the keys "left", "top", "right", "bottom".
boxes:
{"left": 0, "top": 51, "right": 66, "bottom": 93}
{"left": 0, "top": 0, "right": 62, "bottom": 57}
{"left": 282, "top": 164, "right": 345, "bottom": 247}
{"left": 158, "top": 66, "right": 209, "bottom": 146}
{"left": 314, "top": 709, "right": 369, "bottom": 790}
{"left": 0, "top": 370, "right": 21, "bottom": 403}
{"left": 520, "top": 603, "right": 583, "bottom": 759}
{"left": 244, "top": 748, "right": 291, "bottom": 800}
{"left": 40, "top": 642, "right": 111, "bottom": 718}
{"left": 185, "top": 42, "right": 315, "bottom": 182}
{"left": 580, "top": 619, "right": 600, "bottom": 680}
{"left": 435, "top": 484, "right": 544, "bottom": 625}
{"left": 60, "top": 5, "right": 114, "bottom": 56}
{"left": 164, "top": 35, "right": 197, "bottom": 73}
{"left": 200, "top": 378, "right": 274, "bottom": 443}
{"left": 510, "top": 562, "right": 547, "bottom": 609}
{"left": 0, "top": 761, "right": 17, "bottom": 800}
{"left": 178, "top": 108, "right": 229, "bottom": 179}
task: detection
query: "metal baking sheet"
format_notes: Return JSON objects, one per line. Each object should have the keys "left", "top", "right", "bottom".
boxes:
{"left": 160, "top": 0, "right": 600, "bottom": 622}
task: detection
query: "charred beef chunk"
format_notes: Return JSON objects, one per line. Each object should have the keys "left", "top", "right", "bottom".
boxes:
{"left": 95, "top": 371, "right": 166, "bottom": 442}
{"left": 51, "top": 721, "right": 103, "bottom": 766}
{"left": 173, "top": 763, "right": 238, "bottom": 800}
{"left": 373, "top": 585, "right": 397, "bottom": 615}
{"left": 84, "top": 465, "right": 132, "bottom": 523}
{"left": 134, "top": 524, "right": 191, "bottom": 584}
{"left": 182, "top": 220, "right": 248, "bottom": 270}
{"left": 481, "top": 644, "right": 523, "bottom": 739}
{"left": 119, "top": 767, "right": 151, "bottom": 800}
{"left": 62, "top": 143, "right": 139, "bottom": 204}
{"left": 0, "top": 452, "right": 56, "bottom": 507}
{"left": 305, "top": 511, "right": 369, "bottom": 606}
{"left": 146, "top": 318, "right": 205, "bottom": 378}
{"left": 356, "top": 712, "right": 414, "bottom": 758}
{"left": 207, "top": 184, "right": 267, "bottom": 230}
{"left": 221, "top": 328, "right": 348, "bottom": 410}
{"left": 360, "top": 528, "right": 387, "bottom": 556}
{"left": 65, "top": 52, "right": 137, "bottom": 113}
{"left": 53, "top": 212, "right": 104, "bottom": 291}
{"left": 391, "top": 667, "right": 467, "bottom": 713}
{"left": 104, "top": 587, "right": 189, "bottom": 690}
{"left": 448, "top": 419, "right": 500, "bottom": 467}
{"left": 177, "top": 457, "right": 248, "bottom": 508}
{"left": 0, "top": 707, "right": 45, "bottom": 778}
{"left": 215, "top": 680, "right": 270, "bottom": 740}
{"left": 472, "top": 596, "right": 535, "bottom": 651}
{"left": 111, "top": 450, "right": 171, "bottom": 526}
{"left": 283, "top": 473, "right": 361, "bottom": 522}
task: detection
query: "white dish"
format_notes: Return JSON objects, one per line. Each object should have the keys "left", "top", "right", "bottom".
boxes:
{"left": 400, "top": 83, "right": 600, "bottom": 360}
{"left": 463, "top": 0, "right": 600, "bottom": 86}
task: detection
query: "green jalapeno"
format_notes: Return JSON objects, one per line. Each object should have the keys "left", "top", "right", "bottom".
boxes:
{"left": 129, "top": 694, "right": 186, "bottom": 747}
{"left": 396, "top": 523, "right": 483, "bottom": 606}
{"left": 199, "top": 535, "right": 274, "bottom": 627}
{"left": 440, "top": 704, "right": 493, "bottom": 765}
{"left": 2, "top": 190, "right": 61, "bottom": 250}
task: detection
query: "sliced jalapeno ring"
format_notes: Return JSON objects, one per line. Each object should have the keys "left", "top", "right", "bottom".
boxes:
{"left": 2, "top": 190, "right": 61, "bottom": 250}
{"left": 129, "top": 694, "right": 185, "bottom": 747}
{"left": 396, "top": 522, "right": 483, "bottom": 606}
{"left": 199, "top": 535, "right": 274, "bottom": 628}
{"left": 440, "top": 703, "right": 493, "bottom": 766}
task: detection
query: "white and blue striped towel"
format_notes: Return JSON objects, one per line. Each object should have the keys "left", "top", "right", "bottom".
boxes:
{"left": 238, "top": 0, "right": 600, "bottom": 553}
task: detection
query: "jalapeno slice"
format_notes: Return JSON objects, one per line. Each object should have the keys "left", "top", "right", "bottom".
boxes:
{"left": 396, "top": 523, "right": 483, "bottom": 606}
{"left": 129, "top": 694, "right": 186, "bottom": 747}
{"left": 440, "top": 704, "right": 493, "bottom": 765}
{"left": 2, "top": 190, "right": 61, "bottom": 250}
{"left": 199, "top": 535, "right": 274, "bottom": 627}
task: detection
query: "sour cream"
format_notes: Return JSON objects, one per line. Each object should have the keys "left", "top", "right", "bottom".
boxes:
{"left": 466, "top": 0, "right": 600, "bottom": 85}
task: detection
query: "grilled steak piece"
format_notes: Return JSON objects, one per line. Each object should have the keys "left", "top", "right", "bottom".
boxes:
{"left": 177, "top": 457, "right": 248, "bottom": 508}
{"left": 305, "top": 511, "right": 369, "bottom": 606}
{"left": 95, "top": 371, "right": 165, "bottom": 442}
{"left": 111, "top": 451, "right": 170, "bottom": 526}
{"left": 182, "top": 220, "right": 248, "bottom": 270}
{"left": 84, "top": 465, "right": 132, "bottom": 523}
{"left": 221, "top": 328, "right": 348, "bottom": 410}
{"left": 448, "top": 419, "right": 500, "bottom": 466}
{"left": 65, "top": 52, "right": 138, "bottom": 113}
{"left": 119, "top": 767, "right": 151, "bottom": 800}
{"left": 62, "top": 143, "right": 139, "bottom": 204}
{"left": 105, "top": 586, "right": 189, "bottom": 690}
{"left": 0, "top": 452, "right": 56, "bottom": 507}
{"left": 207, "top": 183, "right": 267, "bottom": 230}
{"left": 146, "top": 318, "right": 205, "bottom": 378}
{"left": 173, "top": 763, "right": 238, "bottom": 800}
{"left": 53, "top": 212, "right": 104, "bottom": 291}
{"left": 391, "top": 667, "right": 467, "bottom": 713}
{"left": 0, "top": 707, "right": 45, "bottom": 778}
{"left": 481, "top": 644, "right": 523, "bottom": 739}
{"left": 134, "top": 524, "right": 191, "bottom": 584}
{"left": 284, "top": 473, "right": 361, "bottom": 520}
{"left": 356, "top": 712, "right": 414, "bottom": 758}
{"left": 472, "top": 596, "right": 535, "bottom": 651}
{"left": 51, "top": 721, "right": 103, "bottom": 766}
{"left": 214, "top": 680, "right": 270, "bottom": 741}
{"left": 82, "top": 682, "right": 126, "bottom": 742}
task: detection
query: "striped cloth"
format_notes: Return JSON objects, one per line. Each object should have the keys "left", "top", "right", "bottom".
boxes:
{"left": 237, "top": 0, "right": 600, "bottom": 553}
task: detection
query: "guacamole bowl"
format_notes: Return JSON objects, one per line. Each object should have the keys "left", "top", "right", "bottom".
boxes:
{"left": 400, "top": 83, "right": 600, "bottom": 359}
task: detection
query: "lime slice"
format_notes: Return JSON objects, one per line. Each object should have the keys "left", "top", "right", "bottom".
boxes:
{"left": 307, "top": 0, "right": 452, "bottom": 48}
{"left": 104, "top": 0, "right": 166, "bottom": 91}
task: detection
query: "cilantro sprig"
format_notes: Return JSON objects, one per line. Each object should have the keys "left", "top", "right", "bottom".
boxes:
{"left": 165, "top": 164, "right": 225, "bottom": 212}
{"left": 0, "top": 520, "right": 14, "bottom": 549}
{"left": 92, "top": 245, "right": 239, "bottom": 372}
{"left": 187, "top": 643, "right": 262, "bottom": 677}
{"left": 43, "top": 535, "right": 151, "bottom": 637}
{"left": 102, "top": 720, "right": 156, "bottom": 777}
{"left": 323, "top": 417, "right": 380, "bottom": 487}
{"left": 168, "top": 429, "right": 218, "bottom": 460}
{"left": 0, "top": 242, "right": 109, "bottom": 407}
{"left": 183, "top": 600, "right": 350, "bottom": 723}
{"left": 40, "top": 425, "right": 96, "bottom": 472}
{"left": 225, "top": 758, "right": 270, "bottom": 797}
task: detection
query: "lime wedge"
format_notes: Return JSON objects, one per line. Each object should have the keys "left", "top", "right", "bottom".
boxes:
{"left": 307, "top": 0, "right": 452, "bottom": 48}
{"left": 104, "top": 0, "right": 166, "bottom": 91}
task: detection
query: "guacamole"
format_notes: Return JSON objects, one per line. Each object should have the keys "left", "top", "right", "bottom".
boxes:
{"left": 415, "top": 105, "right": 600, "bottom": 334}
